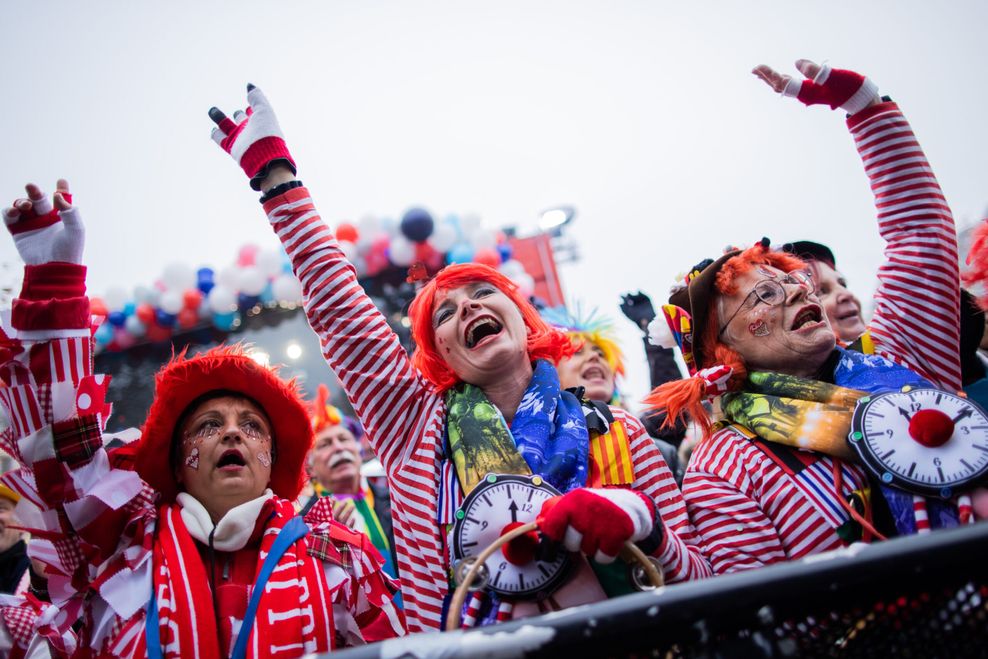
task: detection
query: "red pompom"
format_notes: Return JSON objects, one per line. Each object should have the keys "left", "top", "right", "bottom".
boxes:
{"left": 499, "top": 521, "right": 539, "bottom": 566}
{"left": 908, "top": 408, "right": 955, "bottom": 448}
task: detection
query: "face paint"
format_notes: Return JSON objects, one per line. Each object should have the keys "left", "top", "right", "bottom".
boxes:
{"left": 257, "top": 450, "right": 271, "bottom": 468}
{"left": 185, "top": 447, "right": 200, "bottom": 470}
{"left": 748, "top": 320, "right": 770, "bottom": 337}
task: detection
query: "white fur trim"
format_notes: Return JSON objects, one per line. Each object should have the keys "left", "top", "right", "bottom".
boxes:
{"left": 178, "top": 489, "right": 274, "bottom": 551}
{"left": 591, "top": 488, "right": 654, "bottom": 542}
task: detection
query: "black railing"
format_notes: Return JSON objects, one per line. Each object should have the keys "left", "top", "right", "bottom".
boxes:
{"left": 328, "top": 522, "right": 988, "bottom": 658}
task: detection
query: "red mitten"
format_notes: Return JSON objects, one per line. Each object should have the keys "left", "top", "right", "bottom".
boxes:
{"left": 537, "top": 487, "right": 658, "bottom": 564}
{"left": 209, "top": 84, "right": 297, "bottom": 190}
{"left": 782, "top": 63, "right": 879, "bottom": 115}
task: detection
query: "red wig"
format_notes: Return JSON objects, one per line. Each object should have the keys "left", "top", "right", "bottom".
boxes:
{"left": 409, "top": 263, "right": 574, "bottom": 391}
{"left": 643, "top": 243, "right": 805, "bottom": 439}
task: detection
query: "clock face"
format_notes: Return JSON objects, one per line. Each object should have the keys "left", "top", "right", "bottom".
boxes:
{"left": 849, "top": 387, "right": 988, "bottom": 498}
{"left": 452, "top": 473, "right": 571, "bottom": 599}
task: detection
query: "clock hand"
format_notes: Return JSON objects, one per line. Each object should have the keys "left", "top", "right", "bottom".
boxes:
{"left": 952, "top": 408, "right": 974, "bottom": 423}
{"left": 898, "top": 407, "right": 913, "bottom": 422}
{"left": 509, "top": 500, "right": 519, "bottom": 523}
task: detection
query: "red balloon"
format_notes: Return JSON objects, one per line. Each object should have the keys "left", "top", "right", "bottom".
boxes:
{"left": 183, "top": 289, "right": 203, "bottom": 310}
{"left": 90, "top": 297, "right": 108, "bottom": 318}
{"left": 474, "top": 248, "right": 500, "bottom": 268}
{"left": 145, "top": 322, "right": 173, "bottom": 343}
{"left": 336, "top": 222, "right": 359, "bottom": 243}
{"left": 177, "top": 308, "right": 199, "bottom": 329}
{"left": 415, "top": 242, "right": 444, "bottom": 271}
{"left": 135, "top": 303, "right": 156, "bottom": 325}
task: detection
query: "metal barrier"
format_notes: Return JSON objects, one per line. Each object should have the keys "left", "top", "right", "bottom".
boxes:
{"left": 327, "top": 522, "right": 988, "bottom": 658}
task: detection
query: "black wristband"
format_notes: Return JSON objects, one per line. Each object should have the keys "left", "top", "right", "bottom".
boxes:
{"left": 635, "top": 505, "right": 665, "bottom": 556}
{"left": 259, "top": 180, "right": 304, "bottom": 204}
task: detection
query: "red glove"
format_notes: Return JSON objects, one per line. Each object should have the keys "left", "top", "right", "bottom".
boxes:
{"left": 753, "top": 60, "right": 879, "bottom": 116}
{"left": 537, "top": 487, "right": 659, "bottom": 564}
{"left": 3, "top": 181, "right": 83, "bottom": 266}
{"left": 208, "top": 84, "right": 297, "bottom": 190}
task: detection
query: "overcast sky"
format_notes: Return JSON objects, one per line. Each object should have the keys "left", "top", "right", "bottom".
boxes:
{"left": 1, "top": 1, "right": 986, "bottom": 408}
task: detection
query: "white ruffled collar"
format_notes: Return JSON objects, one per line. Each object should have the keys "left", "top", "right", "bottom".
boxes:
{"left": 177, "top": 489, "right": 274, "bottom": 552}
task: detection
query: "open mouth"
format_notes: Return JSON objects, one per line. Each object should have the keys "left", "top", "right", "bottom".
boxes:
{"left": 582, "top": 366, "right": 607, "bottom": 381}
{"left": 217, "top": 449, "right": 247, "bottom": 469}
{"left": 464, "top": 316, "right": 504, "bottom": 349}
{"left": 791, "top": 305, "right": 823, "bottom": 330}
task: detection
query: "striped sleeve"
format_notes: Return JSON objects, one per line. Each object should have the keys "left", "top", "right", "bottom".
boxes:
{"left": 616, "top": 410, "right": 711, "bottom": 582}
{"left": 682, "top": 428, "right": 846, "bottom": 575}
{"left": 262, "top": 188, "right": 444, "bottom": 473}
{"left": 848, "top": 102, "right": 960, "bottom": 390}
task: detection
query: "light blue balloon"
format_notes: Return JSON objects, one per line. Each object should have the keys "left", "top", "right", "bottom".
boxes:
{"left": 259, "top": 282, "right": 275, "bottom": 304}
{"left": 212, "top": 311, "right": 240, "bottom": 331}
{"left": 94, "top": 323, "right": 113, "bottom": 345}
{"left": 122, "top": 301, "right": 136, "bottom": 317}
{"left": 447, "top": 243, "right": 475, "bottom": 265}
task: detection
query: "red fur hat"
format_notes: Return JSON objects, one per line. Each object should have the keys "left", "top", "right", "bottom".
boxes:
{"left": 135, "top": 344, "right": 312, "bottom": 503}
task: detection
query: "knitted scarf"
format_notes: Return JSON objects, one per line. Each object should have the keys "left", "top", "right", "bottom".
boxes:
{"left": 445, "top": 359, "right": 588, "bottom": 496}
{"left": 722, "top": 348, "right": 959, "bottom": 536}
{"left": 147, "top": 498, "right": 334, "bottom": 659}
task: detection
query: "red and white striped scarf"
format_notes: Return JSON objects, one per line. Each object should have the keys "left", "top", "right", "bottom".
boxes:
{"left": 145, "top": 498, "right": 334, "bottom": 659}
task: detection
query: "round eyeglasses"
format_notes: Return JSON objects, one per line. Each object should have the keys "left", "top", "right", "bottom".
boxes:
{"left": 718, "top": 270, "right": 814, "bottom": 338}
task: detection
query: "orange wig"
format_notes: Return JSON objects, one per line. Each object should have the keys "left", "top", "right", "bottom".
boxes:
{"left": 644, "top": 242, "right": 805, "bottom": 438}
{"left": 409, "top": 263, "right": 574, "bottom": 391}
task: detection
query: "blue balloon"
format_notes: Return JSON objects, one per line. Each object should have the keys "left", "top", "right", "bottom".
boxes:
{"left": 107, "top": 311, "right": 127, "bottom": 328}
{"left": 497, "top": 243, "right": 513, "bottom": 263}
{"left": 156, "top": 309, "right": 177, "bottom": 327}
{"left": 447, "top": 243, "right": 475, "bottom": 265}
{"left": 400, "top": 207, "right": 435, "bottom": 243}
{"left": 213, "top": 311, "right": 240, "bottom": 331}
{"left": 197, "top": 267, "right": 216, "bottom": 295}
{"left": 94, "top": 323, "right": 113, "bottom": 345}
{"left": 259, "top": 282, "right": 275, "bottom": 304}
{"left": 238, "top": 293, "right": 261, "bottom": 310}
{"left": 122, "top": 301, "right": 136, "bottom": 317}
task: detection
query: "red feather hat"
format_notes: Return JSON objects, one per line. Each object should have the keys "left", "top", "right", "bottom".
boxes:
{"left": 135, "top": 344, "right": 312, "bottom": 503}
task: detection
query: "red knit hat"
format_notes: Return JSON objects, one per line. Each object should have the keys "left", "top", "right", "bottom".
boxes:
{"left": 135, "top": 344, "right": 312, "bottom": 503}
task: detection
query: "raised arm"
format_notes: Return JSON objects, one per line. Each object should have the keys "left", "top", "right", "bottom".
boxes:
{"left": 0, "top": 181, "right": 155, "bottom": 642}
{"left": 755, "top": 60, "right": 960, "bottom": 389}
{"left": 207, "top": 85, "right": 444, "bottom": 474}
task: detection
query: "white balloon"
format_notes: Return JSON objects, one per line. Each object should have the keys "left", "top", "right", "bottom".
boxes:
{"left": 272, "top": 274, "right": 303, "bottom": 303}
{"left": 124, "top": 315, "right": 146, "bottom": 337}
{"left": 238, "top": 266, "right": 268, "bottom": 296}
{"left": 389, "top": 236, "right": 416, "bottom": 267}
{"left": 514, "top": 272, "right": 535, "bottom": 298}
{"left": 208, "top": 285, "right": 237, "bottom": 314}
{"left": 159, "top": 290, "right": 184, "bottom": 314}
{"left": 255, "top": 247, "right": 284, "bottom": 278}
{"left": 471, "top": 228, "right": 497, "bottom": 251}
{"left": 217, "top": 265, "right": 240, "bottom": 289}
{"left": 358, "top": 215, "right": 380, "bottom": 236}
{"left": 132, "top": 285, "right": 155, "bottom": 305}
{"left": 162, "top": 262, "right": 196, "bottom": 291}
{"left": 197, "top": 298, "right": 212, "bottom": 319}
{"left": 339, "top": 240, "right": 358, "bottom": 262}
{"left": 460, "top": 213, "right": 482, "bottom": 233}
{"left": 427, "top": 223, "right": 458, "bottom": 253}
{"left": 499, "top": 259, "right": 525, "bottom": 278}
{"left": 379, "top": 217, "right": 398, "bottom": 237}
{"left": 104, "top": 287, "right": 129, "bottom": 311}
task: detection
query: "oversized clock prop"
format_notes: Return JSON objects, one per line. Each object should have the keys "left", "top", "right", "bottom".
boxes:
{"left": 451, "top": 473, "right": 571, "bottom": 599}
{"left": 849, "top": 386, "right": 988, "bottom": 498}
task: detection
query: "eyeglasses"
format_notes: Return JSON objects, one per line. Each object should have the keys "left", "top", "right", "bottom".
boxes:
{"left": 184, "top": 419, "right": 270, "bottom": 442}
{"left": 718, "top": 270, "right": 814, "bottom": 338}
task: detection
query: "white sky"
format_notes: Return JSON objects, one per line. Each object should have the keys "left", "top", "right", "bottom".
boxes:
{"left": 1, "top": 1, "right": 986, "bottom": 409}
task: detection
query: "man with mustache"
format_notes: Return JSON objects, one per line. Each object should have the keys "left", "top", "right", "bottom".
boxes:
{"left": 304, "top": 386, "right": 399, "bottom": 586}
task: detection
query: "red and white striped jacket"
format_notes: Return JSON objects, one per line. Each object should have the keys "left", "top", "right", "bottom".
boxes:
{"left": 683, "top": 101, "right": 960, "bottom": 574}
{"left": 263, "top": 188, "right": 712, "bottom": 632}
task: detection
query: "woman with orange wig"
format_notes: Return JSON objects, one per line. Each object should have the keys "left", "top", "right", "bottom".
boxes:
{"left": 647, "top": 60, "right": 976, "bottom": 576}
{"left": 206, "top": 84, "right": 709, "bottom": 632}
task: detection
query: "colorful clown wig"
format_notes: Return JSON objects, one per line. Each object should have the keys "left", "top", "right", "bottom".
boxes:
{"left": 408, "top": 263, "right": 575, "bottom": 392}
{"left": 541, "top": 304, "right": 626, "bottom": 377}
{"left": 644, "top": 240, "right": 806, "bottom": 438}
{"left": 309, "top": 384, "right": 363, "bottom": 441}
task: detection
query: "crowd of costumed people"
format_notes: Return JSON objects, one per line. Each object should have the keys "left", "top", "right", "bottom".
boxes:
{"left": 0, "top": 58, "right": 986, "bottom": 658}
